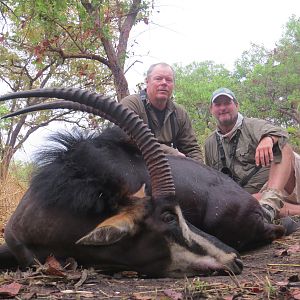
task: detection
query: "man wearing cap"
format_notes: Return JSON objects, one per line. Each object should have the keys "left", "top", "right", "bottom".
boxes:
{"left": 205, "top": 87, "right": 300, "bottom": 223}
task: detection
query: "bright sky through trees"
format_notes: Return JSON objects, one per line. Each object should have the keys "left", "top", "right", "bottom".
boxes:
{"left": 125, "top": 0, "right": 300, "bottom": 91}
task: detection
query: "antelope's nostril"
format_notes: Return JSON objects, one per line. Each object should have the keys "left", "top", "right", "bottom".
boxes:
{"left": 235, "top": 258, "right": 244, "bottom": 274}
{"left": 223, "top": 257, "right": 243, "bottom": 275}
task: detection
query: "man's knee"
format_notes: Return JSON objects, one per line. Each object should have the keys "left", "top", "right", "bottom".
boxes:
{"left": 281, "top": 143, "right": 294, "bottom": 160}
{"left": 281, "top": 145, "right": 296, "bottom": 194}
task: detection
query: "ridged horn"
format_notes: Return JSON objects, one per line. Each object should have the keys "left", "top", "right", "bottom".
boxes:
{"left": 0, "top": 88, "right": 175, "bottom": 199}
{"left": 1, "top": 101, "right": 108, "bottom": 119}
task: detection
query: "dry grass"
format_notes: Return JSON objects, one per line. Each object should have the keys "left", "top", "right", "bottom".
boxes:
{"left": 0, "top": 175, "right": 26, "bottom": 243}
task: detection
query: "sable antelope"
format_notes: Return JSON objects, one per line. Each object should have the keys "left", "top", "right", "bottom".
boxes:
{"left": 0, "top": 88, "right": 245, "bottom": 277}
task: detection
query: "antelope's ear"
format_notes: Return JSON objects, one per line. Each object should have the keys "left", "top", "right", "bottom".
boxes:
{"left": 76, "top": 227, "right": 126, "bottom": 246}
{"left": 132, "top": 184, "right": 146, "bottom": 199}
{"left": 76, "top": 210, "right": 138, "bottom": 245}
{"left": 77, "top": 184, "right": 148, "bottom": 246}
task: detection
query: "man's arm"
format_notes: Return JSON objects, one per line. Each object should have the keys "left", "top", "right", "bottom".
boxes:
{"left": 121, "top": 94, "right": 142, "bottom": 114}
{"left": 160, "top": 144, "right": 186, "bottom": 157}
{"left": 204, "top": 134, "right": 216, "bottom": 167}
{"left": 175, "top": 110, "right": 202, "bottom": 162}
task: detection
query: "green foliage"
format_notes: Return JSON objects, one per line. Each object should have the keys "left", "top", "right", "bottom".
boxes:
{"left": 173, "top": 61, "right": 238, "bottom": 148}
{"left": 9, "top": 160, "right": 35, "bottom": 187}
{"left": 234, "top": 16, "right": 300, "bottom": 151}
{"left": 287, "top": 126, "right": 300, "bottom": 153}
{"left": 0, "top": 104, "right": 11, "bottom": 132}
{"left": 0, "top": 0, "right": 153, "bottom": 178}
{"left": 234, "top": 43, "right": 269, "bottom": 80}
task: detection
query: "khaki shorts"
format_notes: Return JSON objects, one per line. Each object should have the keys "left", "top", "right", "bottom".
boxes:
{"left": 260, "top": 151, "right": 300, "bottom": 204}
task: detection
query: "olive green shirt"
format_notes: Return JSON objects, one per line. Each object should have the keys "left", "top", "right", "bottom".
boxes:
{"left": 204, "top": 117, "right": 289, "bottom": 194}
{"left": 121, "top": 93, "right": 202, "bottom": 162}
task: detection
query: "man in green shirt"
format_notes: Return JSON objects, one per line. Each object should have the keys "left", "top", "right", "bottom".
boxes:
{"left": 205, "top": 87, "right": 300, "bottom": 223}
{"left": 121, "top": 63, "right": 202, "bottom": 162}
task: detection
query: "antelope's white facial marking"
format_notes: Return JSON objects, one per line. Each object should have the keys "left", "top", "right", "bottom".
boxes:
{"left": 168, "top": 206, "right": 238, "bottom": 275}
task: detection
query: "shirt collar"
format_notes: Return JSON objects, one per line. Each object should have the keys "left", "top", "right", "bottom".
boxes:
{"left": 144, "top": 94, "right": 175, "bottom": 112}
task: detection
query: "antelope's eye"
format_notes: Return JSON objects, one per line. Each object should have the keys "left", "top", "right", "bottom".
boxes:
{"left": 161, "top": 211, "right": 178, "bottom": 224}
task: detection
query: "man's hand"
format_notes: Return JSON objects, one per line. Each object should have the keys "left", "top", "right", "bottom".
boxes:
{"left": 255, "top": 136, "right": 275, "bottom": 167}
{"left": 160, "top": 144, "right": 186, "bottom": 157}
{"left": 174, "top": 149, "right": 186, "bottom": 157}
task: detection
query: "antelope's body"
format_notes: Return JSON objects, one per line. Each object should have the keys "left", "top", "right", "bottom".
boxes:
{"left": 0, "top": 88, "right": 291, "bottom": 277}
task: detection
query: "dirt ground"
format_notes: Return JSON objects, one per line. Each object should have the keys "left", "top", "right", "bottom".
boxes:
{"left": 0, "top": 229, "right": 299, "bottom": 300}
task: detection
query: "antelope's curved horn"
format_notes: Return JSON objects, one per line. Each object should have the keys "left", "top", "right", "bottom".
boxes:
{"left": 0, "top": 88, "right": 175, "bottom": 199}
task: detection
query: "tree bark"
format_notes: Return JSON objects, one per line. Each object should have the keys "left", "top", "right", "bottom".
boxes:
{"left": 81, "top": 0, "right": 143, "bottom": 101}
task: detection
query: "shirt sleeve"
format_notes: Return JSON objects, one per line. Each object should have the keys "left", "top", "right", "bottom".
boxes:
{"left": 121, "top": 94, "right": 141, "bottom": 114}
{"left": 246, "top": 118, "right": 289, "bottom": 163}
{"left": 175, "top": 109, "right": 202, "bottom": 162}
{"left": 204, "top": 134, "right": 216, "bottom": 167}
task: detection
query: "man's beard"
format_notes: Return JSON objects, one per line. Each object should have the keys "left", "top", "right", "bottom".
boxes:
{"left": 220, "top": 114, "right": 237, "bottom": 125}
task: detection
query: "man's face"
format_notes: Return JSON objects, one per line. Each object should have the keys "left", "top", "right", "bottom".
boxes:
{"left": 210, "top": 96, "right": 239, "bottom": 128}
{"left": 146, "top": 65, "right": 174, "bottom": 106}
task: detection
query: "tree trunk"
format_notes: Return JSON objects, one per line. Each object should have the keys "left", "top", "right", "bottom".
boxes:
{"left": 81, "top": 0, "right": 142, "bottom": 101}
{"left": 0, "top": 146, "right": 14, "bottom": 180}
